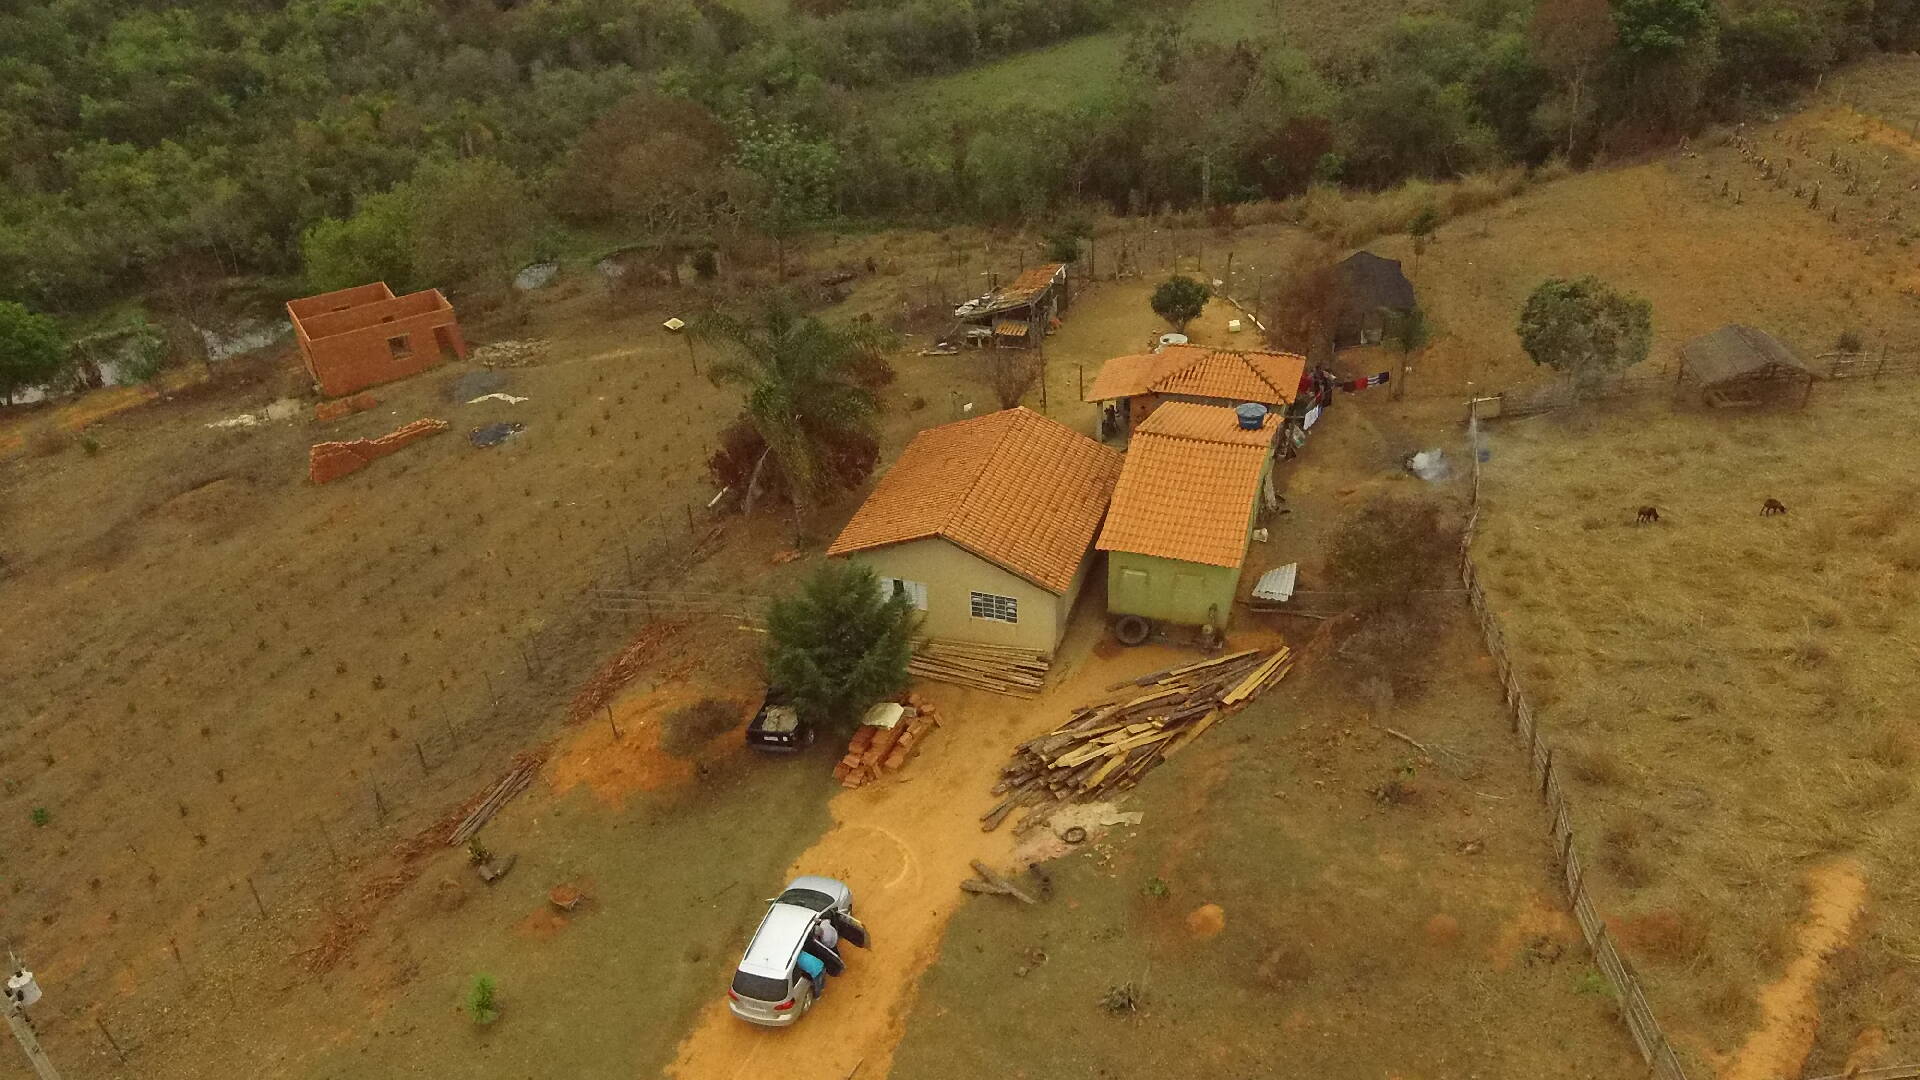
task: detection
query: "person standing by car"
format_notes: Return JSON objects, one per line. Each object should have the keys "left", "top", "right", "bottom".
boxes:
{"left": 795, "top": 948, "right": 826, "bottom": 998}
{"left": 812, "top": 919, "right": 840, "bottom": 953}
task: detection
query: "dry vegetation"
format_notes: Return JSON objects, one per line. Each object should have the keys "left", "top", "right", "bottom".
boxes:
{"left": 1353, "top": 54, "right": 1920, "bottom": 400}
{"left": 1475, "top": 384, "right": 1920, "bottom": 1071}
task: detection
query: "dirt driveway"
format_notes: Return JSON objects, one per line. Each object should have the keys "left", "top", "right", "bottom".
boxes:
{"left": 664, "top": 616, "right": 1207, "bottom": 1080}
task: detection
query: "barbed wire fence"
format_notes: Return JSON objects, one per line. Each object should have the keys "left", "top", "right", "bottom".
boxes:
{"left": 1460, "top": 406, "right": 1691, "bottom": 1080}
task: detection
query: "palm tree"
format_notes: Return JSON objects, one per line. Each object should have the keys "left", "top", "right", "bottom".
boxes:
{"left": 698, "top": 304, "right": 891, "bottom": 516}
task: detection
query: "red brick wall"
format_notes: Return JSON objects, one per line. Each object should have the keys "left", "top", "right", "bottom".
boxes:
{"left": 304, "top": 311, "right": 468, "bottom": 397}
{"left": 313, "top": 392, "right": 379, "bottom": 423}
{"left": 308, "top": 418, "right": 449, "bottom": 484}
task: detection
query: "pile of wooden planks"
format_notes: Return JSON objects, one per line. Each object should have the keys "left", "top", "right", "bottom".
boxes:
{"left": 448, "top": 759, "right": 539, "bottom": 846}
{"left": 834, "top": 703, "right": 941, "bottom": 788}
{"left": 908, "top": 639, "right": 1050, "bottom": 698}
{"left": 980, "top": 646, "right": 1294, "bottom": 832}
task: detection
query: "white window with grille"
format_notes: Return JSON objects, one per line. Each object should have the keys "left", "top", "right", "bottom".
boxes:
{"left": 877, "top": 577, "right": 928, "bottom": 611}
{"left": 969, "top": 591, "right": 1018, "bottom": 624}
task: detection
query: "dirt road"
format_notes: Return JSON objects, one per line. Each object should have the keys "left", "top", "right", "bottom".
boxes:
{"left": 663, "top": 628, "right": 1196, "bottom": 1080}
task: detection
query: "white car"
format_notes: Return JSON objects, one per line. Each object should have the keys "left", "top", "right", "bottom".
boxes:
{"left": 726, "top": 875, "right": 869, "bottom": 1026}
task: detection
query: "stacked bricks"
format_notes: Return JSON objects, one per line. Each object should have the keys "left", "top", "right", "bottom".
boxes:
{"left": 834, "top": 696, "right": 941, "bottom": 788}
{"left": 308, "top": 418, "right": 449, "bottom": 484}
{"left": 313, "top": 391, "right": 380, "bottom": 423}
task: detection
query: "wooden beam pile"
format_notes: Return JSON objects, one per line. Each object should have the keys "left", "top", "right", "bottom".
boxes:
{"left": 448, "top": 760, "right": 539, "bottom": 846}
{"left": 834, "top": 704, "right": 941, "bottom": 788}
{"left": 908, "top": 639, "right": 1050, "bottom": 698}
{"left": 980, "top": 646, "right": 1294, "bottom": 832}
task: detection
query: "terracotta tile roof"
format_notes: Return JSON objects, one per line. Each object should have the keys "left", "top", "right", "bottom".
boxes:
{"left": 1097, "top": 403, "right": 1273, "bottom": 569}
{"left": 827, "top": 407, "right": 1123, "bottom": 593}
{"left": 1082, "top": 352, "right": 1162, "bottom": 401}
{"left": 1082, "top": 343, "right": 1306, "bottom": 406}
{"left": 1000, "top": 263, "right": 1067, "bottom": 305}
{"left": 1134, "top": 400, "right": 1279, "bottom": 446}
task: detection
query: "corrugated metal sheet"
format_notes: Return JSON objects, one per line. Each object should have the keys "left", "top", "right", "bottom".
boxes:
{"left": 1253, "top": 563, "right": 1298, "bottom": 602}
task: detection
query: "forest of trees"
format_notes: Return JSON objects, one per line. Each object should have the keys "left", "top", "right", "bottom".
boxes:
{"left": 3, "top": 0, "right": 1916, "bottom": 314}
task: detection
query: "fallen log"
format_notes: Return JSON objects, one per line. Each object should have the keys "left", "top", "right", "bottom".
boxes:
{"left": 969, "top": 860, "right": 1038, "bottom": 905}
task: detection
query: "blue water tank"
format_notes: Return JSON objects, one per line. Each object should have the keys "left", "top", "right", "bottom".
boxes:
{"left": 1235, "top": 403, "right": 1268, "bottom": 430}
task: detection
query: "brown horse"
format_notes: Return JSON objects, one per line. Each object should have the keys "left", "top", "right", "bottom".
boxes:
{"left": 1636, "top": 506, "right": 1661, "bottom": 524}
{"left": 1762, "top": 498, "right": 1788, "bottom": 516}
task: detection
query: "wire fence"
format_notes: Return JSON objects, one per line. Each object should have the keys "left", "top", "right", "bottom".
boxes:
{"left": 1459, "top": 414, "right": 1690, "bottom": 1080}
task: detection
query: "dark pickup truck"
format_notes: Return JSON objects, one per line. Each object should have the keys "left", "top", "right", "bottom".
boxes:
{"left": 745, "top": 690, "right": 813, "bottom": 752}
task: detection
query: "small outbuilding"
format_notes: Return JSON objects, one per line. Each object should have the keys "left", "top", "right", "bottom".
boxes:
{"left": 827, "top": 407, "right": 1122, "bottom": 652}
{"left": 1335, "top": 251, "right": 1416, "bottom": 347}
{"left": 950, "top": 263, "right": 1069, "bottom": 349}
{"left": 1083, "top": 343, "right": 1306, "bottom": 438}
{"left": 288, "top": 283, "right": 468, "bottom": 398}
{"left": 1097, "top": 402, "right": 1279, "bottom": 635}
{"left": 1677, "top": 325, "right": 1813, "bottom": 406}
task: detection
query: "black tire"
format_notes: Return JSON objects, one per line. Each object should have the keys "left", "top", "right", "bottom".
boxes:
{"left": 1112, "top": 614, "right": 1151, "bottom": 647}
{"left": 1060, "top": 826, "right": 1089, "bottom": 845}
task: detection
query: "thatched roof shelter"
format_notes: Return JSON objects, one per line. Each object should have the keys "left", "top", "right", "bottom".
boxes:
{"left": 1678, "top": 325, "right": 1812, "bottom": 405}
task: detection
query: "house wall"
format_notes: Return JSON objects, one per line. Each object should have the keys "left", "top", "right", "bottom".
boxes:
{"left": 1106, "top": 551, "right": 1242, "bottom": 630}
{"left": 840, "top": 537, "right": 1072, "bottom": 653}
{"left": 291, "top": 290, "right": 468, "bottom": 398}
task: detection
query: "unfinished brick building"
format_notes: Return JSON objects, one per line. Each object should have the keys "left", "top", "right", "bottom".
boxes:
{"left": 287, "top": 283, "right": 468, "bottom": 398}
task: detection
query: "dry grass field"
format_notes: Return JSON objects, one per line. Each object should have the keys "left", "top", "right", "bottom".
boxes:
{"left": 1395, "top": 56, "right": 1920, "bottom": 1080}
{"left": 1359, "top": 54, "right": 1920, "bottom": 400}
{"left": 1476, "top": 384, "right": 1920, "bottom": 1077}
{"left": 4, "top": 52, "right": 1919, "bottom": 1080}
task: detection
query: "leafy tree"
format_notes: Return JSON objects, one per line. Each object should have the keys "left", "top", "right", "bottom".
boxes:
{"left": 698, "top": 304, "right": 890, "bottom": 515}
{"left": 301, "top": 189, "right": 417, "bottom": 294}
{"left": 0, "top": 302, "right": 68, "bottom": 405}
{"left": 1382, "top": 304, "right": 1432, "bottom": 400}
{"left": 553, "top": 93, "right": 749, "bottom": 284}
{"left": 1150, "top": 275, "right": 1209, "bottom": 332}
{"left": 1043, "top": 215, "right": 1093, "bottom": 263}
{"left": 1614, "top": 0, "right": 1715, "bottom": 57}
{"left": 765, "top": 562, "right": 915, "bottom": 729}
{"left": 1609, "top": 0, "right": 1719, "bottom": 135}
{"left": 1517, "top": 276, "right": 1652, "bottom": 390}
{"left": 409, "top": 157, "right": 542, "bottom": 291}
{"left": 1530, "top": 0, "right": 1617, "bottom": 157}
{"left": 1264, "top": 238, "right": 1347, "bottom": 362}
{"left": 734, "top": 119, "right": 839, "bottom": 278}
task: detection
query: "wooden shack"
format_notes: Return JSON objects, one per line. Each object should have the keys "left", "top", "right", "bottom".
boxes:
{"left": 949, "top": 263, "right": 1069, "bottom": 349}
{"left": 1677, "top": 325, "right": 1813, "bottom": 406}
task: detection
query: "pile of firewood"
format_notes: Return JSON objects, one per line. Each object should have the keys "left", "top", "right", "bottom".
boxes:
{"left": 981, "top": 647, "right": 1293, "bottom": 831}
{"left": 908, "top": 639, "right": 1049, "bottom": 698}
{"left": 834, "top": 701, "right": 940, "bottom": 788}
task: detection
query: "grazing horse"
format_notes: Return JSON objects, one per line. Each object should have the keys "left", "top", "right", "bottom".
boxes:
{"left": 1762, "top": 498, "right": 1788, "bottom": 516}
{"left": 1636, "top": 506, "right": 1661, "bottom": 524}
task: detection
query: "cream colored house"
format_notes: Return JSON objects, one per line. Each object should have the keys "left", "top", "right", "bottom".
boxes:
{"left": 826, "top": 407, "right": 1123, "bottom": 654}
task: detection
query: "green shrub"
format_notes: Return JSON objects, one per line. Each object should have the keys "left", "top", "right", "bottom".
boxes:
{"left": 467, "top": 974, "right": 500, "bottom": 1025}
{"left": 1149, "top": 275, "right": 1209, "bottom": 332}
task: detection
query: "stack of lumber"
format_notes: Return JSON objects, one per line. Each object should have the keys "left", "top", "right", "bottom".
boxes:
{"left": 980, "top": 646, "right": 1293, "bottom": 832}
{"left": 448, "top": 759, "right": 539, "bottom": 846}
{"left": 833, "top": 703, "right": 941, "bottom": 788}
{"left": 908, "top": 639, "right": 1049, "bottom": 698}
